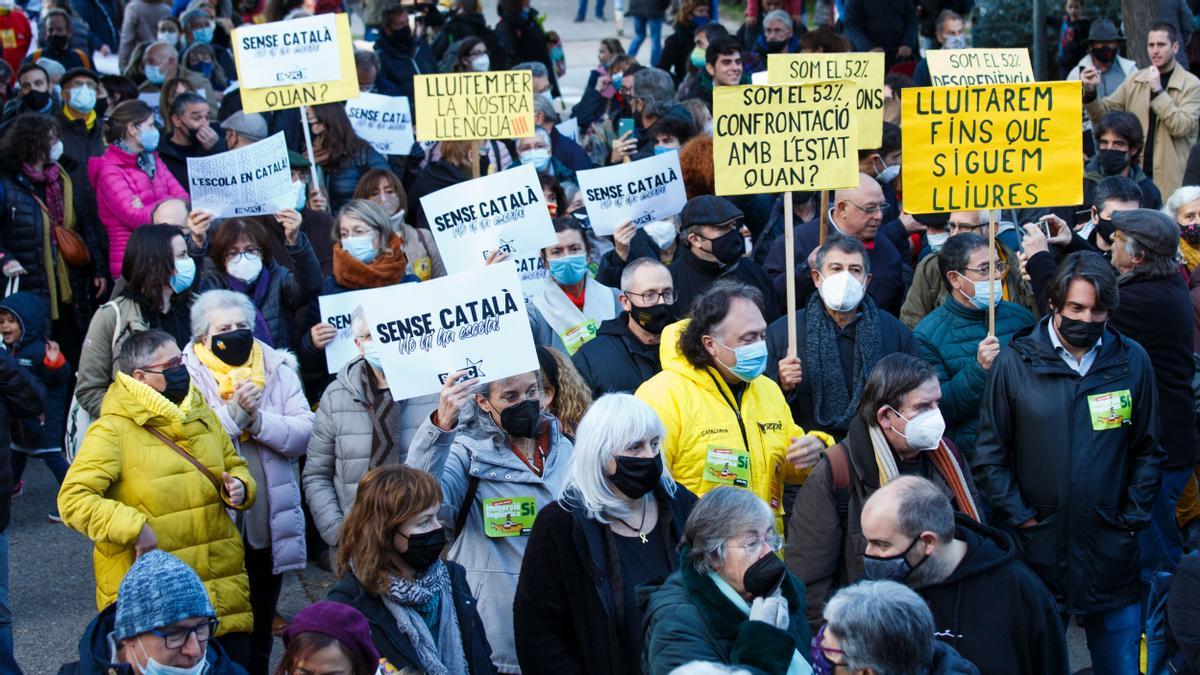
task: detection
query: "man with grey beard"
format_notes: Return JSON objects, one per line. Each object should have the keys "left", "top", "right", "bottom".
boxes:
{"left": 858, "top": 476, "right": 1069, "bottom": 675}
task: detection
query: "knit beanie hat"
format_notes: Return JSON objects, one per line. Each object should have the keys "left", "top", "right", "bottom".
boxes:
{"left": 283, "top": 601, "right": 380, "bottom": 667}
{"left": 114, "top": 550, "right": 214, "bottom": 641}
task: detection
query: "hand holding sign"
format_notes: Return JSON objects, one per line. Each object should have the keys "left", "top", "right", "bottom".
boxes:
{"left": 187, "top": 209, "right": 214, "bottom": 246}
{"left": 310, "top": 322, "right": 337, "bottom": 350}
{"left": 777, "top": 356, "right": 803, "bottom": 393}
{"left": 434, "top": 370, "right": 478, "bottom": 431}
{"left": 613, "top": 221, "right": 636, "bottom": 262}
{"left": 276, "top": 208, "right": 303, "bottom": 245}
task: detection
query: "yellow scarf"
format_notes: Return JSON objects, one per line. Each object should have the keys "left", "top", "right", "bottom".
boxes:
{"left": 193, "top": 340, "right": 266, "bottom": 401}
{"left": 1182, "top": 241, "right": 1200, "bottom": 272}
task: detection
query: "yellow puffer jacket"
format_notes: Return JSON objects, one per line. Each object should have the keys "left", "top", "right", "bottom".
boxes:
{"left": 636, "top": 321, "right": 832, "bottom": 532}
{"left": 58, "top": 373, "right": 257, "bottom": 636}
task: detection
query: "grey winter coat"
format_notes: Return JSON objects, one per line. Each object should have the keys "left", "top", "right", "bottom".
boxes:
{"left": 183, "top": 341, "right": 313, "bottom": 575}
{"left": 406, "top": 407, "right": 574, "bottom": 674}
{"left": 302, "top": 356, "right": 437, "bottom": 547}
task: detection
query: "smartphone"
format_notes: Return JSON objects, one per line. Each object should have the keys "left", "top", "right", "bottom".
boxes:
{"left": 1072, "top": 209, "right": 1092, "bottom": 227}
{"left": 617, "top": 117, "right": 635, "bottom": 139}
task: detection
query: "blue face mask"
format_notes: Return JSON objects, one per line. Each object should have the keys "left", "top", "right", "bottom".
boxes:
{"left": 521, "top": 148, "right": 551, "bottom": 173}
{"left": 68, "top": 84, "right": 97, "bottom": 114}
{"left": 140, "top": 126, "right": 160, "bottom": 152}
{"left": 692, "top": 15, "right": 710, "bottom": 27}
{"left": 192, "top": 25, "right": 215, "bottom": 44}
{"left": 144, "top": 64, "right": 166, "bottom": 85}
{"left": 361, "top": 339, "right": 382, "bottom": 369}
{"left": 192, "top": 61, "right": 213, "bottom": 78}
{"left": 610, "top": 72, "right": 623, "bottom": 90}
{"left": 713, "top": 338, "right": 768, "bottom": 382}
{"left": 170, "top": 256, "right": 195, "bottom": 293}
{"left": 549, "top": 254, "right": 588, "bottom": 285}
{"left": 690, "top": 47, "right": 706, "bottom": 68}
{"left": 293, "top": 181, "right": 307, "bottom": 211}
{"left": 342, "top": 235, "right": 378, "bottom": 263}
{"left": 653, "top": 145, "right": 674, "bottom": 155}
{"left": 966, "top": 276, "right": 1003, "bottom": 309}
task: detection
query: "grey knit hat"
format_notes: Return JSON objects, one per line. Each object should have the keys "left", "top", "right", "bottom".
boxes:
{"left": 114, "top": 550, "right": 214, "bottom": 641}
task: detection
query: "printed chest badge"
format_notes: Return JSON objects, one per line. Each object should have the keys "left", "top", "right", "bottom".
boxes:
{"left": 704, "top": 446, "right": 750, "bottom": 487}
{"left": 560, "top": 319, "right": 599, "bottom": 355}
{"left": 1087, "top": 389, "right": 1132, "bottom": 431}
{"left": 482, "top": 496, "right": 536, "bottom": 537}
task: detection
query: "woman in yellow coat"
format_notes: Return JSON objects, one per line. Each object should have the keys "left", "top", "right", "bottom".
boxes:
{"left": 59, "top": 328, "right": 257, "bottom": 660}
{"left": 636, "top": 281, "right": 832, "bottom": 533}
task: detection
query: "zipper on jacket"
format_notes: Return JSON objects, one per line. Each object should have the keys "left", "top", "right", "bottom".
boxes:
{"left": 706, "top": 370, "right": 750, "bottom": 450}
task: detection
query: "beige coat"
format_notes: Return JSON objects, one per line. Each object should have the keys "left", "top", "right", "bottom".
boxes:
{"left": 1085, "top": 65, "right": 1200, "bottom": 198}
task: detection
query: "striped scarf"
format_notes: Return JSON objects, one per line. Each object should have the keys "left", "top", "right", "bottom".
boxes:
{"left": 867, "top": 424, "right": 980, "bottom": 521}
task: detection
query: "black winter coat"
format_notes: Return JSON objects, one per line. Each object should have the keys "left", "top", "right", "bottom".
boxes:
{"left": 572, "top": 314, "right": 662, "bottom": 397}
{"left": 409, "top": 160, "right": 468, "bottom": 231}
{"left": 374, "top": 36, "right": 438, "bottom": 115}
{"left": 920, "top": 514, "right": 1069, "bottom": 675}
{"left": 321, "top": 145, "right": 390, "bottom": 215}
{"left": 1, "top": 292, "right": 70, "bottom": 451}
{"left": 513, "top": 485, "right": 696, "bottom": 675}
{"left": 670, "top": 245, "right": 781, "bottom": 323}
{"left": 327, "top": 563, "right": 496, "bottom": 675}
{"left": 0, "top": 345, "right": 43, "bottom": 533}
{"left": 494, "top": 9, "right": 560, "bottom": 97}
{"left": 975, "top": 318, "right": 1165, "bottom": 614}
{"left": 432, "top": 12, "right": 505, "bottom": 68}
{"left": 157, "top": 132, "right": 226, "bottom": 190}
{"left": 1168, "top": 551, "right": 1200, "bottom": 674}
{"left": 55, "top": 110, "right": 107, "bottom": 212}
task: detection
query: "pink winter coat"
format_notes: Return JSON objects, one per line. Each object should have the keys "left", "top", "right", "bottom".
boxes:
{"left": 88, "top": 145, "right": 188, "bottom": 279}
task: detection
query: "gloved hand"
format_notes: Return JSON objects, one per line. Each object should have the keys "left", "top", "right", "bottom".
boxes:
{"left": 748, "top": 593, "right": 789, "bottom": 630}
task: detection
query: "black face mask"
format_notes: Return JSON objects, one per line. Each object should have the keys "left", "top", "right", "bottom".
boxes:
{"left": 705, "top": 228, "right": 745, "bottom": 266}
{"left": 609, "top": 455, "right": 663, "bottom": 499}
{"left": 22, "top": 89, "right": 49, "bottom": 111}
{"left": 185, "top": 125, "right": 202, "bottom": 145}
{"left": 497, "top": 399, "right": 540, "bottom": 438}
{"left": 47, "top": 34, "right": 70, "bottom": 52}
{"left": 385, "top": 25, "right": 412, "bottom": 48}
{"left": 160, "top": 364, "right": 191, "bottom": 405}
{"left": 210, "top": 328, "right": 254, "bottom": 367}
{"left": 629, "top": 302, "right": 675, "bottom": 335}
{"left": 1090, "top": 45, "right": 1117, "bottom": 65}
{"left": 1097, "top": 148, "right": 1129, "bottom": 175}
{"left": 1057, "top": 314, "right": 1106, "bottom": 350}
{"left": 399, "top": 527, "right": 447, "bottom": 573}
{"left": 94, "top": 96, "right": 109, "bottom": 119}
{"left": 1093, "top": 215, "right": 1116, "bottom": 244}
{"left": 742, "top": 551, "right": 788, "bottom": 598}
{"left": 765, "top": 39, "right": 788, "bottom": 53}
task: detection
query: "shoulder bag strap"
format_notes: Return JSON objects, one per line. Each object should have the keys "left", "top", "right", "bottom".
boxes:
{"left": 453, "top": 474, "right": 481, "bottom": 537}
{"left": 145, "top": 426, "right": 225, "bottom": 498}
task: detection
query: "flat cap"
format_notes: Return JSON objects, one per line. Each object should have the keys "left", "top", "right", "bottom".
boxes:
{"left": 1112, "top": 208, "right": 1179, "bottom": 256}
{"left": 222, "top": 110, "right": 268, "bottom": 141}
{"left": 681, "top": 195, "right": 743, "bottom": 230}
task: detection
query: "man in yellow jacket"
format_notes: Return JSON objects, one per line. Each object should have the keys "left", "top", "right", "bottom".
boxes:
{"left": 59, "top": 329, "right": 257, "bottom": 659}
{"left": 636, "top": 280, "right": 832, "bottom": 532}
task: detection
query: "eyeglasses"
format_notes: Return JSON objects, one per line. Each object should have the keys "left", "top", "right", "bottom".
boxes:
{"left": 948, "top": 223, "right": 984, "bottom": 233}
{"left": 140, "top": 356, "right": 183, "bottom": 374}
{"left": 624, "top": 289, "right": 675, "bottom": 304}
{"left": 729, "top": 533, "right": 783, "bottom": 554}
{"left": 149, "top": 618, "right": 218, "bottom": 649}
{"left": 846, "top": 201, "right": 891, "bottom": 216}
{"left": 960, "top": 261, "right": 1007, "bottom": 276}
{"left": 224, "top": 248, "right": 261, "bottom": 264}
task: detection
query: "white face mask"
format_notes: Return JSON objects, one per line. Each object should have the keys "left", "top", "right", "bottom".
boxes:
{"left": 817, "top": 270, "right": 866, "bottom": 312}
{"left": 225, "top": 252, "right": 262, "bottom": 283}
{"left": 926, "top": 231, "right": 950, "bottom": 252}
{"left": 644, "top": 220, "right": 677, "bottom": 250}
{"left": 471, "top": 54, "right": 490, "bottom": 72}
{"left": 889, "top": 407, "right": 946, "bottom": 451}
{"left": 49, "top": 139, "right": 65, "bottom": 163}
{"left": 136, "top": 636, "right": 210, "bottom": 675}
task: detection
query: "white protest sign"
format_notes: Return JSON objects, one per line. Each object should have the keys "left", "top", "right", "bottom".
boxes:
{"left": 138, "top": 91, "right": 162, "bottom": 125}
{"left": 555, "top": 117, "right": 579, "bottom": 143}
{"left": 345, "top": 92, "right": 414, "bottom": 156}
{"left": 188, "top": 132, "right": 294, "bottom": 218}
{"left": 317, "top": 283, "right": 405, "bottom": 373}
{"left": 368, "top": 262, "right": 539, "bottom": 401}
{"left": 421, "top": 163, "right": 555, "bottom": 275}
{"left": 233, "top": 13, "right": 341, "bottom": 90}
{"left": 576, "top": 150, "right": 687, "bottom": 236}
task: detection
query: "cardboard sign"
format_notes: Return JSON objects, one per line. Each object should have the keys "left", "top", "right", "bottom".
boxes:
{"left": 901, "top": 81, "right": 1083, "bottom": 213}
{"left": 236, "top": 13, "right": 359, "bottom": 113}
{"left": 413, "top": 70, "right": 534, "bottom": 141}
{"left": 345, "top": 92, "right": 414, "bottom": 156}
{"left": 926, "top": 48, "right": 1034, "bottom": 87}
{"left": 370, "top": 262, "right": 540, "bottom": 401}
{"left": 188, "top": 132, "right": 295, "bottom": 218}
{"left": 767, "top": 52, "right": 885, "bottom": 148}
{"left": 712, "top": 82, "right": 860, "bottom": 196}
{"left": 317, "top": 283, "right": 405, "bottom": 374}
{"left": 576, "top": 151, "right": 687, "bottom": 236}
{"left": 421, "top": 164, "right": 555, "bottom": 275}
{"left": 233, "top": 13, "right": 340, "bottom": 89}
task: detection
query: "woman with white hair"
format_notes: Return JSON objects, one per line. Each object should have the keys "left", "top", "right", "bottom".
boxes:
{"left": 517, "top": 127, "right": 577, "bottom": 184}
{"left": 182, "top": 289, "right": 315, "bottom": 674}
{"left": 812, "top": 580, "right": 978, "bottom": 674}
{"left": 641, "top": 486, "right": 812, "bottom": 675}
{"left": 1163, "top": 185, "right": 1200, "bottom": 274}
{"left": 512, "top": 393, "right": 697, "bottom": 675}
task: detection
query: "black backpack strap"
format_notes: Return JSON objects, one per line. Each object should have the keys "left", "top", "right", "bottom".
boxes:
{"left": 453, "top": 474, "right": 481, "bottom": 537}
{"left": 826, "top": 442, "right": 851, "bottom": 525}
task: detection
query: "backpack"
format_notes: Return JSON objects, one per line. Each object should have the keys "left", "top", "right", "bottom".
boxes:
{"left": 63, "top": 301, "right": 120, "bottom": 463}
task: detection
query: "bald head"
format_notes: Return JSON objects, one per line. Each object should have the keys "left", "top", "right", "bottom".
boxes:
{"left": 833, "top": 173, "right": 887, "bottom": 242}
{"left": 863, "top": 476, "right": 955, "bottom": 544}
{"left": 145, "top": 42, "right": 179, "bottom": 78}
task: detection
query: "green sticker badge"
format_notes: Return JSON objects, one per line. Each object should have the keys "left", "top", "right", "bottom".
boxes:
{"left": 482, "top": 496, "right": 537, "bottom": 537}
{"left": 1087, "top": 389, "right": 1132, "bottom": 431}
{"left": 703, "top": 446, "right": 750, "bottom": 487}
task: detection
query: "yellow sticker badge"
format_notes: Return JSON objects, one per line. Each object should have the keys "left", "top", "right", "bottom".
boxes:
{"left": 1087, "top": 389, "right": 1132, "bottom": 431}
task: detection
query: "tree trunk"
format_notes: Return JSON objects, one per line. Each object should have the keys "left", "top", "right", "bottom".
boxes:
{"left": 1122, "top": 0, "right": 1157, "bottom": 68}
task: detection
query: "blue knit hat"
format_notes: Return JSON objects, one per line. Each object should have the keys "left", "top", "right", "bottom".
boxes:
{"left": 114, "top": 551, "right": 214, "bottom": 641}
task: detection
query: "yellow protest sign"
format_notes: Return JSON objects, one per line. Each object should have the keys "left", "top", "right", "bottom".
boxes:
{"left": 712, "top": 82, "right": 859, "bottom": 196}
{"left": 766, "top": 52, "right": 884, "bottom": 148}
{"left": 414, "top": 71, "right": 534, "bottom": 141}
{"left": 901, "top": 81, "right": 1083, "bottom": 213}
{"left": 236, "top": 13, "right": 358, "bottom": 114}
{"left": 926, "top": 48, "right": 1034, "bottom": 87}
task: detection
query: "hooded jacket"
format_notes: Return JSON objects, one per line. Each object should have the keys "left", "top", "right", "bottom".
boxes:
{"left": 374, "top": 34, "right": 437, "bottom": 116}
{"left": 0, "top": 292, "right": 71, "bottom": 451}
{"left": 0, "top": 345, "right": 44, "bottom": 533}
{"left": 918, "top": 514, "right": 1069, "bottom": 675}
{"left": 572, "top": 313, "right": 662, "bottom": 397}
{"left": 87, "top": 145, "right": 189, "bottom": 278}
{"left": 183, "top": 341, "right": 313, "bottom": 575}
{"left": 406, "top": 408, "right": 574, "bottom": 674}
{"left": 913, "top": 297, "right": 1036, "bottom": 459}
{"left": 635, "top": 321, "right": 831, "bottom": 533}
{"left": 58, "top": 376, "right": 257, "bottom": 635}
{"left": 57, "top": 603, "right": 246, "bottom": 675}
{"left": 640, "top": 546, "right": 811, "bottom": 675}
{"left": 409, "top": 160, "right": 468, "bottom": 232}
{"left": 975, "top": 318, "right": 1164, "bottom": 614}
{"left": 670, "top": 245, "right": 783, "bottom": 324}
